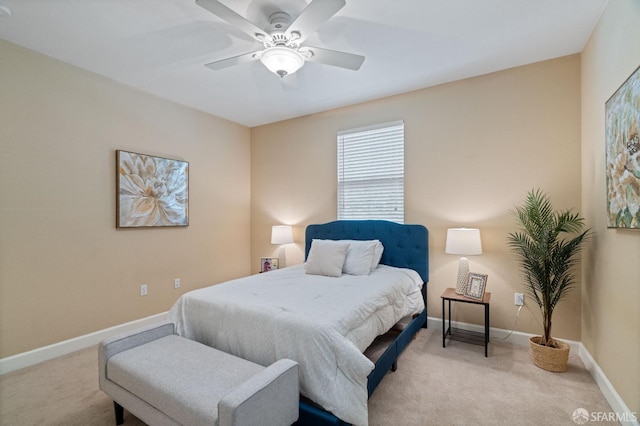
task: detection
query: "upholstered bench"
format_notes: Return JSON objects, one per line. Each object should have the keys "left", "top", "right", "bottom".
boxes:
{"left": 99, "top": 322, "right": 299, "bottom": 426}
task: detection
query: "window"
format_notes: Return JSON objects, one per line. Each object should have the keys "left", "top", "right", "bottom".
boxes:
{"left": 337, "top": 120, "right": 404, "bottom": 223}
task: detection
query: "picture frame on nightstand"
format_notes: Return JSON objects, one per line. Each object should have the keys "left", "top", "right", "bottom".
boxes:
{"left": 464, "top": 272, "right": 488, "bottom": 300}
{"left": 260, "top": 257, "right": 279, "bottom": 273}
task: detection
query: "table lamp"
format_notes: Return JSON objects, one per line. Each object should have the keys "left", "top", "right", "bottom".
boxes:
{"left": 445, "top": 228, "right": 482, "bottom": 294}
{"left": 271, "top": 225, "right": 294, "bottom": 268}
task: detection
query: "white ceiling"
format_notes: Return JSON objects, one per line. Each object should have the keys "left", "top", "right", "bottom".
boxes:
{"left": 0, "top": 0, "right": 607, "bottom": 127}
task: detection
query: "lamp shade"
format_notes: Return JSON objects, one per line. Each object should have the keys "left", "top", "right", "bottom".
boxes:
{"left": 445, "top": 228, "right": 482, "bottom": 255}
{"left": 271, "top": 225, "right": 294, "bottom": 245}
{"left": 260, "top": 46, "right": 304, "bottom": 77}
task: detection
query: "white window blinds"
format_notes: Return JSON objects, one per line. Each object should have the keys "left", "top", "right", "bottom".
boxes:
{"left": 337, "top": 120, "right": 404, "bottom": 223}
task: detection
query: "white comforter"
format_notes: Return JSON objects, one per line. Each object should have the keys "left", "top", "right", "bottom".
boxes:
{"left": 168, "top": 264, "right": 424, "bottom": 425}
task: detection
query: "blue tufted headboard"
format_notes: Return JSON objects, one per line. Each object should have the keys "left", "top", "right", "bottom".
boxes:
{"left": 305, "top": 220, "right": 429, "bottom": 286}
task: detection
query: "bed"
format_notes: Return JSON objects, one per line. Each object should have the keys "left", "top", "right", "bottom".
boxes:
{"left": 169, "top": 220, "right": 429, "bottom": 425}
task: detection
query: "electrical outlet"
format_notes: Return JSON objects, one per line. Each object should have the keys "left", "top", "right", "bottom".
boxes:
{"left": 514, "top": 293, "right": 524, "bottom": 306}
{"left": 174, "top": 278, "right": 181, "bottom": 289}
{"left": 140, "top": 284, "right": 148, "bottom": 296}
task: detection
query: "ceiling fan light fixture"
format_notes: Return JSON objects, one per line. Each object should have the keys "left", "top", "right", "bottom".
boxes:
{"left": 259, "top": 46, "right": 304, "bottom": 78}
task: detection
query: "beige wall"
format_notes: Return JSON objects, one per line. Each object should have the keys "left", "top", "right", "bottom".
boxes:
{"left": 0, "top": 40, "right": 251, "bottom": 358}
{"left": 251, "top": 55, "right": 583, "bottom": 340}
{"left": 581, "top": 0, "right": 640, "bottom": 414}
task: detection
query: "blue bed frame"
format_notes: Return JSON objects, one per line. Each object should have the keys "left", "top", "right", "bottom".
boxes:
{"left": 298, "top": 220, "right": 429, "bottom": 425}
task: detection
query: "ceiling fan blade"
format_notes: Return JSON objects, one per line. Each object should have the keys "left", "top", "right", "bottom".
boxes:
{"left": 303, "top": 46, "right": 364, "bottom": 71}
{"left": 204, "top": 51, "right": 260, "bottom": 70}
{"left": 196, "top": 0, "right": 268, "bottom": 41}
{"left": 285, "top": 0, "right": 346, "bottom": 43}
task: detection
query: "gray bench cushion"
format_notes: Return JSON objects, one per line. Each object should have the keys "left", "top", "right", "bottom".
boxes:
{"left": 107, "top": 335, "right": 264, "bottom": 425}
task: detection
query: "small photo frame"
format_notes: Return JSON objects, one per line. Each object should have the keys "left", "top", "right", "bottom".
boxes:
{"left": 260, "top": 257, "right": 279, "bottom": 273}
{"left": 464, "top": 273, "right": 488, "bottom": 300}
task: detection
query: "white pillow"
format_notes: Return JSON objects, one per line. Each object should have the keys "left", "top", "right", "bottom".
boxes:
{"left": 305, "top": 239, "right": 351, "bottom": 277}
{"left": 343, "top": 240, "right": 378, "bottom": 275}
{"left": 370, "top": 240, "right": 384, "bottom": 272}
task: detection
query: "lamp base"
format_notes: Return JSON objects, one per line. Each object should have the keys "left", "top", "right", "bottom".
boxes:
{"left": 277, "top": 246, "right": 287, "bottom": 268}
{"left": 455, "top": 257, "right": 469, "bottom": 294}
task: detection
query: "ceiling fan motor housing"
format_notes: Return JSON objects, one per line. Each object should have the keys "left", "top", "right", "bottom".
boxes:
{"left": 266, "top": 12, "right": 297, "bottom": 47}
{"left": 269, "top": 12, "right": 292, "bottom": 30}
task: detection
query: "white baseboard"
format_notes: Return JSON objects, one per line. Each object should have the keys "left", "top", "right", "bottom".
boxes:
{"left": 427, "top": 315, "right": 638, "bottom": 426}
{"left": 578, "top": 344, "right": 639, "bottom": 426}
{"left": 0, "top": 312, "right": 168, "bottom": 375}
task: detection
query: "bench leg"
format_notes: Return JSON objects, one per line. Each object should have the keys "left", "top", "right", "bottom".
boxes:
{"left": 114, "top": 401, "right": 124, "bottom": 425}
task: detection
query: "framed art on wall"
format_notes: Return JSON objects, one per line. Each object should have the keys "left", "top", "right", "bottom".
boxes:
{"left": 116, "top": 150, "right": 189, "bottom": 228}
{"left": 605, "top": 64, "right": 640, "bottom": 229}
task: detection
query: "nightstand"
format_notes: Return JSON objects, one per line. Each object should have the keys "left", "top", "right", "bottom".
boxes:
{"left": 441, "top": 287, "right": 491, "bottom": 357}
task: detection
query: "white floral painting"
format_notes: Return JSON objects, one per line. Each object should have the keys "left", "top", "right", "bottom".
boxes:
{"left": 116, "top": 150, "right": 189, "bottom": 228}
{"left": 605, "top": 65, "right": 640, "bottom": 229}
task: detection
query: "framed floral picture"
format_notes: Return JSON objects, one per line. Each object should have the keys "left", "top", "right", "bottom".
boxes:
{"left": 605, "top": 65, "right": 640, "bottom": 229}
{"left": 116, "top": 150, "right": 189, "bottom": 228}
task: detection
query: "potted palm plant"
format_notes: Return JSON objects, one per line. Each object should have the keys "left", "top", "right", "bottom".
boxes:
{"left": 508, "top": 189, "right": 591, "bottom": 372}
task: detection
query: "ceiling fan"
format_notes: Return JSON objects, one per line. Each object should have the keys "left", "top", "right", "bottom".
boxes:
{"left": 196, "top": 0, "right": 365, "bottom": 78}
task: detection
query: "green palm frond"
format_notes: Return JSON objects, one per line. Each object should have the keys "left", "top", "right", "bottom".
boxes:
{"left": 508, "top": 189, "right": 591, "bottom": 347}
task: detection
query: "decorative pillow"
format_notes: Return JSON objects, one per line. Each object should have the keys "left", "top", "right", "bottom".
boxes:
{"left": 343, "top": 240, "right": 378, "bottom": 275}
{"left": 305, "top": 239, "right": 351, "bottom": 277}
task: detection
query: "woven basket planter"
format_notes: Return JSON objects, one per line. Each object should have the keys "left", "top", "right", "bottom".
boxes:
{"left": 529, "top": 336, "right": 570, "bottom": 372}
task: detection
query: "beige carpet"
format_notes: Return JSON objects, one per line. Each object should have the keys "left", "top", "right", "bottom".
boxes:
{"left": 0, "top": 327, "right": 613, "bottom": 426}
